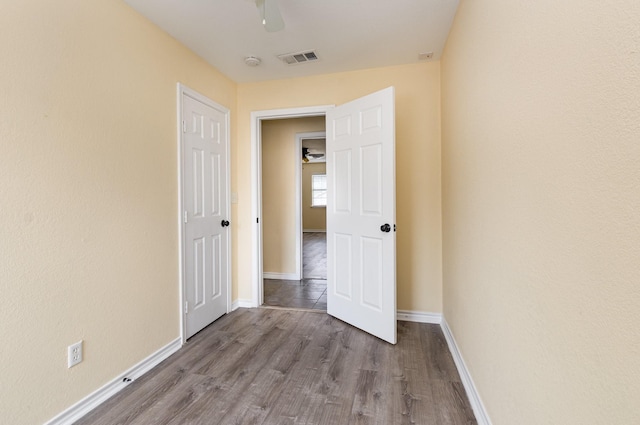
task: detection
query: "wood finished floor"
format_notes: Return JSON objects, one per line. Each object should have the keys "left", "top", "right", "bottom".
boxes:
{"left": 264, "top": 278, "right": 327, "bottom": 310}
{"left": 75, "top": 309, "right": 477, "bottom": 425}
{"left": 264, "top": 233, "right": 327, "bottom": 310}
{"left": 302, "top": 232, "right": 326, "bottom": 280}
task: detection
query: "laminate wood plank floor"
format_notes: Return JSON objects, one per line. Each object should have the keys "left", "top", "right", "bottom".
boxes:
{"left": 302, "top": 232, "right": 326, "bottom": 280}
{"left": 264, "top": 233, "right": 327, "bottom": 310}
{"left": 76, "top": 309, "right": 477, "bottom": 425}
{"left": 263, "top": 279, "right": 327, "bottom": 310}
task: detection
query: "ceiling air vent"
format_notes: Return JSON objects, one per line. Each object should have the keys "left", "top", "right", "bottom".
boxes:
{"left": 277, "top": 50, "right": 319, "bottom": 65}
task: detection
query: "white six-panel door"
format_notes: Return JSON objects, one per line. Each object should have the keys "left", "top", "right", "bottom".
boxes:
{"left": 326, "top": 87, "right": 397, "bottom": 344}
{"left": 182, "top": 91, "right": 230, "bottom": 339}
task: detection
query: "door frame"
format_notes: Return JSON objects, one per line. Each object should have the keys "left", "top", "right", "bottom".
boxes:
{"left": 177, "top": 83, "right": 232, "bottom": 343}
{"left": 295, "top": 131, "right": 326, "bottom": 280}
{"left": 251, "top": 106, "right": 333, "bottom": 307}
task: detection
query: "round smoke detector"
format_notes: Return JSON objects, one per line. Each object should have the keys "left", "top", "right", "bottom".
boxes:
{"left": 244, "top": 56, "right": 261, "bottom": 67}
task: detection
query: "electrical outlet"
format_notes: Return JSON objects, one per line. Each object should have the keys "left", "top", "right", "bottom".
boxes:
{"left": 68, "top": 340, "right": 83, "bottom": 368}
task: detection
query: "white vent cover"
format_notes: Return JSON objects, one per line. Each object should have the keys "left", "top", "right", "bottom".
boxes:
{"left": 277, "top": 50, "right": 319, "bottom": 65}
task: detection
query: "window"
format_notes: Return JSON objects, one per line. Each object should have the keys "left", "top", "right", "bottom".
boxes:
{"left": 311, "top": 174, "right": 327, "bottom": 207}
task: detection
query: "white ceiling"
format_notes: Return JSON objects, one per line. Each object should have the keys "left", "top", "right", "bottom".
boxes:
{"left": 122, "top": 0, "right": 460, "bottom": 83}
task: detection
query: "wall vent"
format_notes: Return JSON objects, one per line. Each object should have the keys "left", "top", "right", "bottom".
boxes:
{"left": 277, "top": 50, "right": 319, "bottom": 65}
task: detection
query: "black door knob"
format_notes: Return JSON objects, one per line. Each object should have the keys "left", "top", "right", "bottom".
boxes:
{"left": 380, "top": 223, "right": 391, "bottom": 233}
{"left": 221, "top": 220, "right": 230, "bottom": 227}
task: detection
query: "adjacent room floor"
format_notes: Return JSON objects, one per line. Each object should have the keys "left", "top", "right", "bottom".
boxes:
{"left": 264, "top": 232, "right": 327, "bottom": 311}
{"left": 76, "top": 308, "right": 477, "bottom": 425}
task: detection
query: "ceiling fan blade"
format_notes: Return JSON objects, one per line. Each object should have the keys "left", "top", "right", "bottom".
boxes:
{"left": 256, "top": 0, "right": 284, "bottom": 32}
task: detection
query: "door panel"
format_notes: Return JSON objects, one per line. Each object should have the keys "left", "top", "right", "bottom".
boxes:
{"left": 211, "top": 234, "right": 222, "bottom": 299}
{"left": 193, "top": 237, "right": 205, "bottom": 307}
{"left": 211, "top": 153, "right": 221, "bottom": 216}
{"left": 183, "top": 92, "right": 230, "bottom": 339}
{"left": 192, "top": 149, "right": 204, "bottom": 216}
{"left": 361, "top": 236, "right": 383, "bottom": 311}
{"left": 360, "top": 144, "right": 382, "bottom": 215}
{"left": 334, "top": 233, "right": 353, "bottom": 299}
{"left": 326, "top": 86, "right": 396, "bottom": 344}
{"left": 334, "top": 150, "right": 352, "bottom": 212}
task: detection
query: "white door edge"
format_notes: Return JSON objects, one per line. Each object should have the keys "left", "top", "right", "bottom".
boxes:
{"left": 295, "top": 131, "right": 326, "bottom": 281}
{"left": 177, "top": 82, "right": 232, "bottom": 343}
{"left": 250, "top": 106, "right": 334, "bottom": 308}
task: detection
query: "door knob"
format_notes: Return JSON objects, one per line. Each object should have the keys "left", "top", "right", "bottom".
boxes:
{"left": 380, "top": 223, "right": 391, "bottom": 233}
{"left": 221, "top": 220, "right": 230, "bottom": 227}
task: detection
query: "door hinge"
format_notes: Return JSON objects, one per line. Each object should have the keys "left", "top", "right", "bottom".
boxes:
{"left": 184, "top": 211, "right": 188, "bottom": 224}
{"left": 257, "top": 217, "right": 259, "bottom": 224}
{"left": 185, "top": 301, "right": 188, "bottom": 314}
{"left": 182, "top": 120, "right": 187, "bottom": 133}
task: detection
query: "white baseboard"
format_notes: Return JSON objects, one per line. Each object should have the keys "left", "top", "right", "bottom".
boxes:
{"left": 45, "top": 337, "right": 182, "bottom": 425}
{"left": 231, "top": 299, "right": 255, "bottom": 310}
{"left": 263, "top": 272, "right": 300, "bottom": 280}
{"left": 303, "top": 229, "right": 326, "bottom": 233}
{"left": 397, "top": 310, "right": 442, "bottom": 324}
{"left": 440, "top": 318, "right": 492, "bottom": 425}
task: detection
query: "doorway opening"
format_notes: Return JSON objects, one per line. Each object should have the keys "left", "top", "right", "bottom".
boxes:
{"left": 251, "top": 87, "right": 397, "bottom": 344}
{"left": 250, "top": 105, "right": 333, "bottom": 309}
{"left": 259, "top": 118, "right": 328, "bottom": 310}
{"left": 264, "top": 133, "right": 327, "bottom": 310}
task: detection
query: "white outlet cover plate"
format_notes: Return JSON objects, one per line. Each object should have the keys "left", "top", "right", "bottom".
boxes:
{"left": 68, "top": 340, "right": 83, "bottom": 368}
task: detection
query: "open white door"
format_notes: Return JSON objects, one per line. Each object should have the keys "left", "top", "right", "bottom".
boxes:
{"left": 181, "top": 89, "right": 230, "bottom": 339}
{"left": 326, "top": 87, "right": 396, "bottom": 344}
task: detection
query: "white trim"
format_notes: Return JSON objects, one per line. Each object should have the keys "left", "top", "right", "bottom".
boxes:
{"left": 231, "top": 299, "right": 255, "bottom": 310}
{"left": 441, "top": 318, "right": 493, "bottom": 425}
{"left": 45, "top": 338, "right": 182, "bottom": 425}
{"left": 396, "top": 310, "right": 442, "bottom": 324}
{"left": 263, "top": 272, "right": 300, "bottom": 280}
{"left": 176, "top": 84, "right": 186, "bottom": 344}
{"left": 296, "top": 131, "right": 326, "bottom": 282}
{"left": 295, "top": 135, "right": 302, "bottom": 281}
{"left": 178, "top": 83, "right": 232, "bottom": 343}
{"left": 251, "top": 106, "right": 334, "bottom": 308}
{"left": 303, "top": 229, "right": 327, "bottom": 233}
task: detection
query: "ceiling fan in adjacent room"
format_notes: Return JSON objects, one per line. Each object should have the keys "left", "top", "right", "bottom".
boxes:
{"left": 302, "top": 147, "right": 325, "bottom": 163}
{"left": 255, "top": 0, "right": 284, "bottom": 32}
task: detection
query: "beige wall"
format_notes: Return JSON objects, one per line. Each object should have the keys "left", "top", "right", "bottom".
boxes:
{"left": 5, "top": 1, "right": 634, "bottom": 423}
{"left": 441, "top": 1, "right": 640, "bottom": 424}
{"left": 0, "top": 2, "right": 236, "bottom": 424}
{"left": 261, "top": 117, "right": 325, "bottom": 275}
{"left": 237, "top": 62, "right": 442, "bottom": 312}
{"left": 302, "top": 162, "right": 327, "bottom": 231}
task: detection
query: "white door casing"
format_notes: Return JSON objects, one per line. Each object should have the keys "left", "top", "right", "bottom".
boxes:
{"left": 250, "top": 106, "right": 334, "bottom": 307}
{"left": 180, "top": 86, "right": 230, "bottom": 339}
{"left": 326, "top": 87, "right": 397, "bottom": 344}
